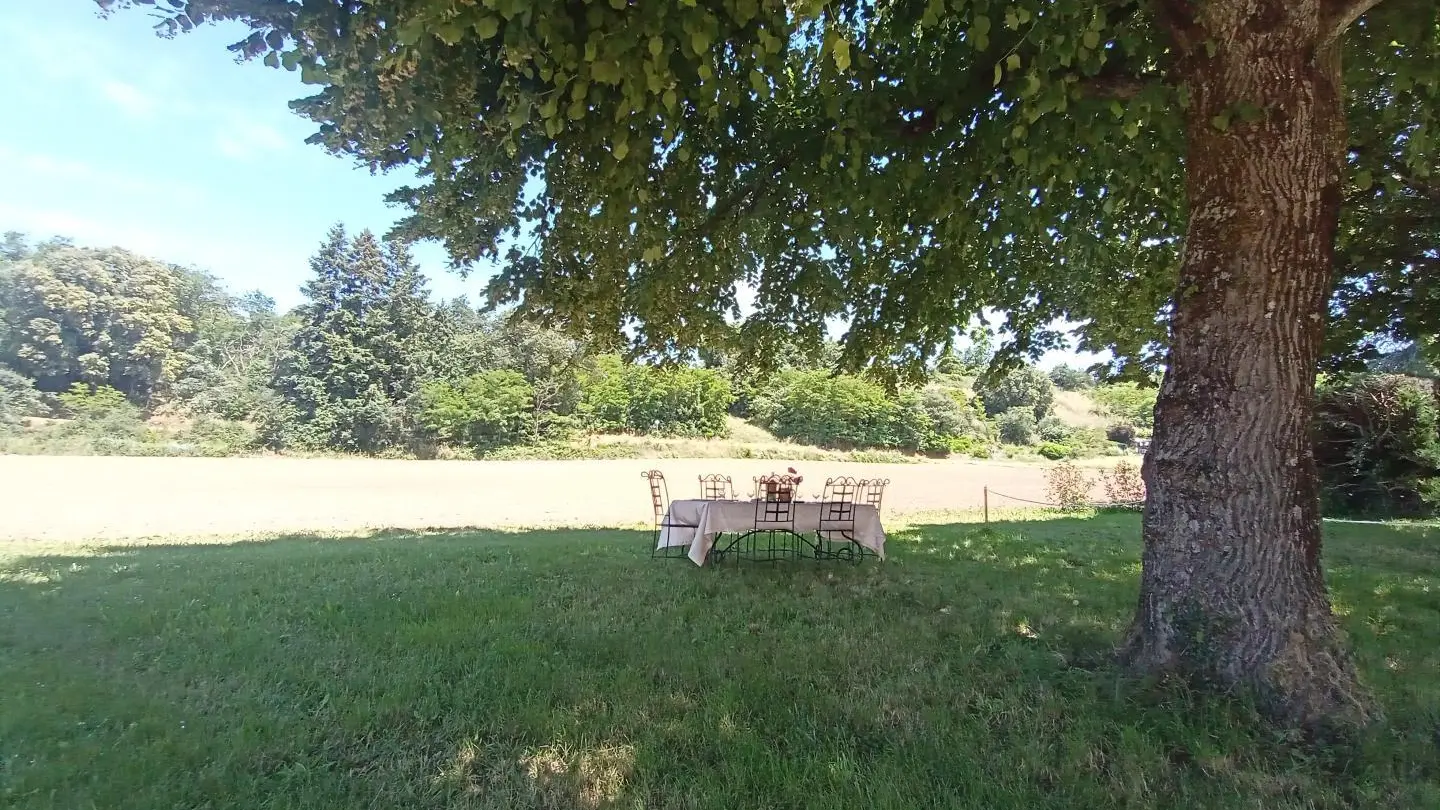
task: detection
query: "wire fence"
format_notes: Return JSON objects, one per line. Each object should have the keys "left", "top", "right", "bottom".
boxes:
{"left": 981, "top": 486, "right": 1144, "bottom": 522}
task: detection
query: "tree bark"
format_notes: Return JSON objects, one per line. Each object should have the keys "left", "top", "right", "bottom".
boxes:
{"left": 1123, "top": 0, "right": 1374, "bottom": 725}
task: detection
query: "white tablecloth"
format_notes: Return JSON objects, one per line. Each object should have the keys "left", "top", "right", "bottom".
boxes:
{"left": 658, "top": 499, "right": 887, "bottom": 566}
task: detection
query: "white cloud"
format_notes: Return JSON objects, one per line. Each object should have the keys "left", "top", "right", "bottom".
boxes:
{"left": 215, "top": 120, "right": 292, "bottom": 160}
{"left": 98, "top": 79, "right": 158, "bottom": 118}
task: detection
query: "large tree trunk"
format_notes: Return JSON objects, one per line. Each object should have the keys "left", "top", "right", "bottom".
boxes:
{"left": 1123, "top": 0, "right": 1374, "bottom": 725}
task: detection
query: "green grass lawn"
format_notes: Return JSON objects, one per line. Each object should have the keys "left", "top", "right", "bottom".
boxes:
{"left": 1, "top": 514, "right": 1436, "bottom": 809}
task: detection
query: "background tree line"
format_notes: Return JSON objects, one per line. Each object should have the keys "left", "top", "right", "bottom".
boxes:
{"left": 2, "top": 225, "right": 1437, "bottom": 517}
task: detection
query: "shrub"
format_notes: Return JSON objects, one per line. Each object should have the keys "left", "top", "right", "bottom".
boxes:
{"left": 996, "top": 406, "right": 1037, "bottom": 445}
{"left": 1091, "top": 383, "right": 1158, "bottom": 429}
{"left": 975, "top": 366, "right": 1055, "bottom": 420}
{"left": 1037, "top": 415, "right": 1073, "bottom": 443}
{"left": 1105, "top": 423, "right": 1138, "bottom": 446}
{"left": 1101, "top": 459, "right": 1146, "bottom": 505}
{"left": 754, "top": 371, "right": 902, "bottom": 449}
{"left": 1045, "top": 462, "right": 1093, "bottom": 509}
{"left": 918, "top": 384, "right": 984, "bottom": 438}
{"left": 417, "top": 370, "right": 534, "bottom": 451}
{"left": 580, "top": 355, "right": 733, "bottom": 438}
{"left": 56, "top": 383, "right": 133, "bottom": 421}
{"left": 0, "top": 367, "right": 44, "bottom": 422}
{"left": 1048, "top": 364, "right": 1094, "bottom": 391}
{"left": 180, "top": 416, "right": 258, "bottom": 455}
{"left": 947, "top": 435, "right": 992, "bottom": 458}
{"left": 1315, "top": 373, "right": 1440, "bottom": 517}
{"left": 1067, "top": 427, "right": 1110, "bottom": 454}
{"left": 1038, "top": 441, "right": 1072, "bottom": 460}
{"left": 626, "top": 365, "right": 733, "bottom": 438}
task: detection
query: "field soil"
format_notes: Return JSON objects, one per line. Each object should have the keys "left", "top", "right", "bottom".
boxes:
{"left": 0, "top": 455, "right": 1076, "bottom": 541}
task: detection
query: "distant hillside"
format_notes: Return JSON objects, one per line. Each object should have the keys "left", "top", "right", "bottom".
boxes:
{"left": 1052, "top": 390, "right": 1109, "bottom": 429}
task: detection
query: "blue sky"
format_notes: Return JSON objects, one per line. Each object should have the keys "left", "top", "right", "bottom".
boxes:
{"left": 0, "top": 0, "right": 477, "bottom": 310}
{"left": 1, "top": 1, "right": 1102, "bottom": 368}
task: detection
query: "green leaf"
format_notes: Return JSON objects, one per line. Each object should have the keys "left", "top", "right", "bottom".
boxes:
{"left": 263, "top": 51, "right": 279, "bottom": 68}
{"left": 642, "top": 245, "right": 663, "bottom": 262}
{"left": 299, "top": 64, "right": 327, "bottom": 84}
{"left": 993, "top": 62, "right": 1003, "bottom": 86}
{"left": 750, "top": 69, "right": 768, "bottom": 95}
{"left": 1210, "top": 112, "right": 1231, "bottom": 132}
{"left": 663, "top": 88, "right": 677, "bottom": 111}
{"left": 1354, "top": 169, "right": 1373, "bottom": 189}
{"left": 609, "top": 0, "right": 626, "bottom": 9}
{"left": 435, "top": 24, "right": 462, "bottom": 46}
{"left": 612, "top": 138, "right": 629, "bottom": 160}
{"left": 474, "top": 14, "right": 499, "bottom": 40}
{"left": 649, "top": 35, "right": 664, "bottom": 58}
{"left": 833, "top": 37, "right": 851, "bottom": 71}
{"left": 691, "top": 30, "right": 711, "bottom": 55}
{"left": 1082, "top": 30, "right": 1099, "bottom": 50}
{"left": 1006, "top": 53, "right": 1021, "bottom": 71}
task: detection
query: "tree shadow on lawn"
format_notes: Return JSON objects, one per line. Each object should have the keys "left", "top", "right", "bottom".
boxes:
{"left": 0, "top": 515, "right": 1436, "bottom": 810}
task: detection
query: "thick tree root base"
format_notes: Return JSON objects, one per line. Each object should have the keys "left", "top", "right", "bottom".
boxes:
{"left": 1120, "top": 626, "right": 1378, "bottom": 730}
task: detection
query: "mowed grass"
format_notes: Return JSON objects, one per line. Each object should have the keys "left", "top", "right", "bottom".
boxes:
{"left": 1, "top": 514, "right": 1437, "bottom": 809}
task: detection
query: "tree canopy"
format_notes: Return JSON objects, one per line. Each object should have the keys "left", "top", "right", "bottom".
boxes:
{"left": 98, "top": 0, "right": 1439, "bottom": 375}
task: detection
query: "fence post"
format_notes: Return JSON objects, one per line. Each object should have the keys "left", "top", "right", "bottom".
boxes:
{"left": 983, "top": 486, "right": 989, "bottom": 524}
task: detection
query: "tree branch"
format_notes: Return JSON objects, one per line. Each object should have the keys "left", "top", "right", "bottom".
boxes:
{"left": 1078, "top": 70, "right": 1154, "bottom": 99}
{"left": 1323, "top": 0, "right": 1386, "bottom": 45}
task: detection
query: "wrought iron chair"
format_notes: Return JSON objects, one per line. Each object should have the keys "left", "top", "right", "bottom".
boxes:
{"left": 816, "top": 476, "right": 864, "bottom": 561}
{"left": 642, "top": 470, "right": 694, "bottom": 559}
{"left": 724, "top": 473, "right": 809, "bottom": 562}
{"left": 850, "top": 478, "right": 890, "bottom": 561}
{"left": 698, "top": 473, "right": 736, "bottom": 501}
{"left": 859, "top": 478, "right": 890, "bottom": 513}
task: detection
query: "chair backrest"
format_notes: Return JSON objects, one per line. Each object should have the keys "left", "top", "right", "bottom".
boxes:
{"left": 698, "top": 473, "right": 734, "bottom": 501}
{"left": 641, "top": 470, "right": 668, "bottom": 520}
{"left": 820, "top": 476, "right": 861, "bottom": 522}
{"left": 859, "top": 478, "right": 890, "bottom": 512}
{"left": 754, "top": 473, "right": 800, "bottom": 502}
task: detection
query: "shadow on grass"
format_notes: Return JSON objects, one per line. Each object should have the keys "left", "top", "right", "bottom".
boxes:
{"left": 1, "top": 515, "right": 1436, "bottom": 809}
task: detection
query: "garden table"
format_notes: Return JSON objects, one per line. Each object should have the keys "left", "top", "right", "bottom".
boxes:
{"left": 657, "top": 499, "right": 887, "bottom": 566}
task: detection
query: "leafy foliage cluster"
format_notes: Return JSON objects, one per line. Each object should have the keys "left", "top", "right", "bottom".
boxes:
{"left": 1315, "top": 374, "right": 1440, "bottom": 517}
{"left": 1048, "top": 365, "right": 1094, "bottom": 391}
{"left": 975, "top": 366, "right": 1056, "bottom": 421}
{"left": 749, "top": 370, "right": 987, "bottom": 454}
{"left": 1090, "top": 382, "right": 1158, "bottom": 431}
{"left": 0, "top": 234, "right": 228, "bottom": 405}
{"left": 0, "top": 367, "right": 43, "bottom": 425}
{"left": 1045, "top": 462, "right": 1093, "bottom": 510}
{"left": 417, "top": 370, "right": 535, "bottom": 452}
{"left": 580, "top": 354, "right": 732, "bottom": 439}
{"left": 1101, "top": 459, "right": 1146, "bottom": 505}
